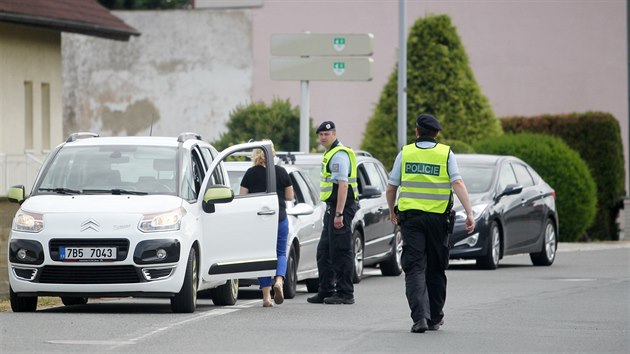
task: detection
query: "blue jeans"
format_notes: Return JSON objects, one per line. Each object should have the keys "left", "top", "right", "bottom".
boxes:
{"left": 259, "top": 217, "right": 289, "bottom": 288}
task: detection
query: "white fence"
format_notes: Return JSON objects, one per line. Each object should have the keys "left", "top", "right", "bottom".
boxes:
{"left": 0, "top": 151, "right": 46, "bottom": 196}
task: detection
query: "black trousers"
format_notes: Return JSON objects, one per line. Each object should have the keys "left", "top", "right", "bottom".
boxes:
{"left": 400, "top": 211, "right": 449, "bottom": 323}
{"left": 316, "top": 202, "right": 358, "bottom": 298}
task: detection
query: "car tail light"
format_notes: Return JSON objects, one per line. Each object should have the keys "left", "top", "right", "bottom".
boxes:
{"left": 551, "top": 190, "right": 556, "bottom": 200}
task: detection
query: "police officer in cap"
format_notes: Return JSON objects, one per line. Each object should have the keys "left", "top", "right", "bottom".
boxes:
{"left": 385, "top": 113, "right": 475, "bottom": 332}
{"left": 307, "top": 120, "right": 359, "bottom": 305}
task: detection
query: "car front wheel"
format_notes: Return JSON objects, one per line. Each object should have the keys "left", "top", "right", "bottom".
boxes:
{"left": 283, "top": 246, "right": 298, "bottom": 299}
{"left": 380, "top": 227, "right": 403, "bottom": 276}
{"left": 171, "top": 247, "right": 198, "bottom": 313}
{"left": 530, "top": 219, "right": 557, "bottom": 266}
{"left": 352, "top": 230, "right": 363, "bottom": 284}
{"left": 476, "top": 221, "right": 501, "bottom": 270}
{"left": 10, "top": 286, "right": 37, "bottom": 312}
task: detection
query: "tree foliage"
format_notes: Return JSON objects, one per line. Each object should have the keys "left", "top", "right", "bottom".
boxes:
{"left": 361, "top": 14, "right": 502, "bottom": 169}
{"left": 212, "top": 99, "right": 317, "bottom": 152}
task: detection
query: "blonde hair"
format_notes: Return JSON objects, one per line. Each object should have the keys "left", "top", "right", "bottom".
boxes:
{"left": 252, "top": 139, "right": 275, "bottom": 166}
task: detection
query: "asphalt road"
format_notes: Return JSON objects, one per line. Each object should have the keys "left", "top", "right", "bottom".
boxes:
{"left": 1, "top": 242, "right": 628, "bottom": 353}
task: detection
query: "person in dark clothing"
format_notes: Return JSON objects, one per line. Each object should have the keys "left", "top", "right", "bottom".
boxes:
{"left": 307, "top": 121, "right": 359, "bottom": 305}
{"left": 386, "top": 114, "right": 475, "bottom": 333}
{"left": 240, "top": 141, "right": 294, "bottom": 307}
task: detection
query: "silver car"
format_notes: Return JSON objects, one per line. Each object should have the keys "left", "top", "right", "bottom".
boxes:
{"left": 225, "top": 161, "right": 323, "bottom": 298}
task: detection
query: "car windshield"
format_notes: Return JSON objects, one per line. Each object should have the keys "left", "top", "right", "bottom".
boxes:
{"left": 293, "top": 163, "right": 321, "bottom": 194}
{"left": 36, "top": 145, "right": 178, "bottom": 195}
{"left": 458, "top": 165, "right": 494, "bottom": 193}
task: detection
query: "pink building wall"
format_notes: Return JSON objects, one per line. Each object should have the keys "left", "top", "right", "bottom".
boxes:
{"left": 251, "top": 0, "right": 628, "bottom": 184}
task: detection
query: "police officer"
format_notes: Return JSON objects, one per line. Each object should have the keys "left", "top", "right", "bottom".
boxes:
{"left": 385, "top": 114, "right": 475, "bottom": 333}
{"left": 307, "top": 120, "right": 359, "bottom": 305}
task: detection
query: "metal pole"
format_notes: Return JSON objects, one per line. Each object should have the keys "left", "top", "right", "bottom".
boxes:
{"left": 397, "top": 0, "right": 407, "bottom": 150}
{"left": 300, "top": 80, "right": 310, "bottom": 152}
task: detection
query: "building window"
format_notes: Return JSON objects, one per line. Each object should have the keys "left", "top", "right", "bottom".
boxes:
{"left": 41, "top": 83, "right": 50, "bottom": 150}
{"left": 24, "top": 81, "right": 33, "bottom": 150}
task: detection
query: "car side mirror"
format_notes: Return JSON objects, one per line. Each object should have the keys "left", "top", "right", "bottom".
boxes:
{"left": 494, "top": 184, "right": 523, "bottom": 202}
{"left": 7, "top": 185, "right": 25, "bottom": 204}
{"left": 202, "top": 185, "right": 234, "bottom": 213}
{"left": 287, "top": 203, "right": 314, "bottom": 216}
{"left": 359, "top": 186, "right": 381, "bottom": 200}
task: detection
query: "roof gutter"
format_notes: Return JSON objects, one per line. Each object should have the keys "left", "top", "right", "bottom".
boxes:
{"left": 0, "top": 13, "right": 140, "bottom": 41}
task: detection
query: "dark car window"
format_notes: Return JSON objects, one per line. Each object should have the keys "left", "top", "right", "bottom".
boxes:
{"left": 512, "top": 163, "right": 535, "bottom": 187}
{"left": 291, "top": 171, "right": 315, "bottom": 206}
{"left": 459, "top": 165, "right": 494, "bottom": 193}
{"left": 362, "top": 162, "right": 386, "bottom": 193}
{"left": 497, "top": 163, "right": 518, "bottom": 192}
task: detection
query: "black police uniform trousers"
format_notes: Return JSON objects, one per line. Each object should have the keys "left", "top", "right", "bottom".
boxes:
{"left": 400, "top": 210, "right": 449, "bottom": 324}
{"left": 316, "top": 202, "right": 358, "bottom": 299}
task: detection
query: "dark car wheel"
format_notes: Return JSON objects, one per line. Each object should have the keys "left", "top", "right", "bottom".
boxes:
{"left": 171, "top": 247, "right": 198, "bottom": 313}
{"left": 10, "top": 286, "right": 37, "bottom": 312}
{"left": 352, "top": 230, "right": 363, "bottom": 284}
{"left": 380, "top": 226, "right": 403, "bottom": 276}
{"left": 211, "top": 279, "right": 239, "bottom": 306}
{"left": 283, "top": 246, "right": 298, "bottom": 299}
{"left": 305, "top": 278, "right": 319, "bottom": 293}
{"left": 476, "top": 221, "right": 501, "bottom": 270}
{"left": 530, "top": 218, "right": 557, "bottom": 266}
{"left": 61, "top": 297, "right": 88, "bottom": 306}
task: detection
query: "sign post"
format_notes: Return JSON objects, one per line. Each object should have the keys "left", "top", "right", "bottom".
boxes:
{"left": 271, "top": 33, "right": 374, "bottom": 152}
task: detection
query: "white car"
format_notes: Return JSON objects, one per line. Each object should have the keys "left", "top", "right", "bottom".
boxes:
{"left": 7, "top": 133, "right": 279, "bottom": 313}
{"left": 225, "top": 161, "right": 322, "bottom": 298}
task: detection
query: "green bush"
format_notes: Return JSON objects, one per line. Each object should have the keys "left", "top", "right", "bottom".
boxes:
{"left": 212, "top": 98, "right": 317, "bottom": 152}
{"left": 502, "top": 112, "right": 625, "bottom": 240}
{"left": 474, "top": 133, "right": 597, "bottom": 242}
{"left": 361, "top": 14, "right": 502, "bottom": 169}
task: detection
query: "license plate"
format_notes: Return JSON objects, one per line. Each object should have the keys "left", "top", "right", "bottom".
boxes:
{"left": 60, "top": 247, "right": 117, "bottom": 261}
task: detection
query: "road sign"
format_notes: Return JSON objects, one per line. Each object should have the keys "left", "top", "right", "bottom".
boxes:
{"left": 270, "top": 57, "right": 373, "bottom": 81}
{"left": 271, "top": 33, "right": 373, "bottom": 56}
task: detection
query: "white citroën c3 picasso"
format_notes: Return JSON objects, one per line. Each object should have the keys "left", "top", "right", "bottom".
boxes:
{"left": 7, "top": 133, "right": 279, "bottom": 313}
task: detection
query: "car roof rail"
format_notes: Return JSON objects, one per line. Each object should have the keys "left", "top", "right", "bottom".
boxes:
{"left": 66, "top": 132, "right": 99, "bottom": 142}
{"left": 355, "top": 150, "right": 373, "bottom": 157}
{"left": 177, "top": 132, "right": 203, "bottom": 143}
{"left": 276, "top": 151, "right": 304, "bottom": 164}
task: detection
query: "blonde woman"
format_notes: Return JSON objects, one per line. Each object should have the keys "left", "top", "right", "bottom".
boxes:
{"left": 240, "top": 142, "right": 294, "bottom": 307}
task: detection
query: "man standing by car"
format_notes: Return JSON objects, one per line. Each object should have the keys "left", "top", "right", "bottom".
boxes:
{"left": 385, "top": 114, "right": 475, "bottom": 333}
{"left": 307, "top": 121, "right": 359, "bottom": 305}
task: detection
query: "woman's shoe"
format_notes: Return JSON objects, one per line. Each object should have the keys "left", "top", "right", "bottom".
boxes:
{"left": 263, "top": 299, "right": 273, "bottom": 308}
{"left": 273, "top": 282, "right": 284, "bottom": 305}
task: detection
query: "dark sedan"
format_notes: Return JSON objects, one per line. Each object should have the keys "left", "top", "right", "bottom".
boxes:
{"left": 449, "top": 154, "right": 558, "bottom": 269}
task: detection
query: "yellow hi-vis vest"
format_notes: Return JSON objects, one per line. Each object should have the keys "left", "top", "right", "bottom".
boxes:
{"left": 398, "top": 142, "right": 452, "bottom": 213}
{"left": 320, "top": 145, "right": 358, "bottom": 202}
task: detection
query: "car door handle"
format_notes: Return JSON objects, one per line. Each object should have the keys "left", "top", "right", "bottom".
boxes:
{"left": 257, "top": 210, "right": 276, "bottom": 216}
{"left": 377, "top": 207, "right": 386, "bottom": 212}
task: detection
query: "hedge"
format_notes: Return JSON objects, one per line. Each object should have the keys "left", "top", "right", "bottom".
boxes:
{"left": 502, "top": 112, "right": 625, "bottom": 240}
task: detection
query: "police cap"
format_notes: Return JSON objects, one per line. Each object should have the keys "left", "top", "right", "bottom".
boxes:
{"left": 316, "top": 120, "right": 336, "bottom": 133}
{"left": 416, "top": 114, "right": 442, "bottom": 131}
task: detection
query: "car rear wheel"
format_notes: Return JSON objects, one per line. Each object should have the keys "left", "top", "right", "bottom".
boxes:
{"left": 283, "top": 246, "right": 298, "bottom": 299}
{"left": 305, "top": 278, "right": 319, "bottom": 293}
{"left": 530, "top": 219, "right": 557, "bottom": 266}
{"left": 61, "top": 297, "right": 88, "bottom": 306}
{"left": 10, "top": 286, "right": 37, "bottom": 312}
{"left": 352, "top": 230, "right": 363, "bottom": 284}
{"left": 211, "top": 279, "right": 239, "bottom": 306}
{"left": 476, "top": 221, "right": 501, "bottom": 270}
{"left": 380, "top": 226, "right": 403, "bottom": 276}
{"left": 171, "top": 247, "right": 198, "bottom": 313}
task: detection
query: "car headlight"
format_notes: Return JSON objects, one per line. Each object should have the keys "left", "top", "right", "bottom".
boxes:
{"left": 455, "top": 203, "right": 488, "bottom": 221}
{"left": 138, "top": 207, "right": 186, "bottom": 233}
{"left": 13, "top": 211, "right": 44, "bottom": 233}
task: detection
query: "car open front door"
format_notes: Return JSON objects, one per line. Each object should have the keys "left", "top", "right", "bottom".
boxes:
{"left": 199, "top": 141, "right": 278, "bottom": 283}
